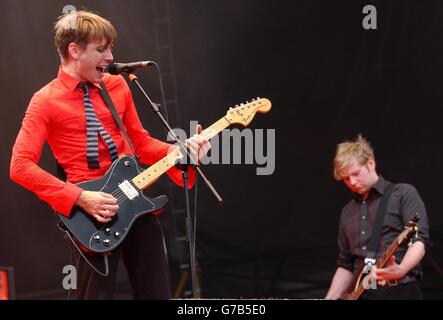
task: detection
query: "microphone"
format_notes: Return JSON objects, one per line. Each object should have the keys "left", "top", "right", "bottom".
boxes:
{"left": 106, "top": 61, "right": 155, "bottom": 75}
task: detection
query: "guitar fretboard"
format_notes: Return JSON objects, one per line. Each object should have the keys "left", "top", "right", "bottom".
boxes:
{"left": 201, "top": 117, "right": 231, "bottom": 140}
{"left": 132, "top": 148, "right": 183, "bottom": 189}
{"left": 131, "top": 117, "right": 231, "bottom": 190}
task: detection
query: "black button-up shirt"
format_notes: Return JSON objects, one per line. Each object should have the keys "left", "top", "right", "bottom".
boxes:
{"left": 337, "top": 177, "right": 430, "bottom": 282}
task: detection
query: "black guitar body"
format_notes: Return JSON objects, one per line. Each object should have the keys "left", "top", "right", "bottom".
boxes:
{"left": 58, "top": 155, "right": 168, "bottom": 254}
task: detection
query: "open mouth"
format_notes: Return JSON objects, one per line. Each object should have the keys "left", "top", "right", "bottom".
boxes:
{"left": 96, "top": 66, "right": 106, "bottom": 75}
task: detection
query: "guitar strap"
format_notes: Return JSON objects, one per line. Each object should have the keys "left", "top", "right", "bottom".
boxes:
{"left": 99, "top": 80, "right": 139, "bottom": 160}
{"left": 365, "top": 182, "right": 395, "bottom": 264}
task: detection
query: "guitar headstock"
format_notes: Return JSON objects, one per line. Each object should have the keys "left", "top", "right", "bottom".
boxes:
{"left": 225, "top": 98, "right": 272, "bottom": 127}
{"left": 397, "top": 213, "right": 420, "bottom": 246}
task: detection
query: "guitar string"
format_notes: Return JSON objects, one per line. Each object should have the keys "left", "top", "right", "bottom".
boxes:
{"left": 108, "top": 160, "right": 173, "bottom": 203}
{"left": 108, "top": 159, "right": 166, "bottom": 198}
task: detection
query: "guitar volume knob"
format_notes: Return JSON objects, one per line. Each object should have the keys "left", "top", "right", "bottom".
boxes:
{"left": 103, "top": 239, "right": 111, "bottom": 247}
{"left": 104, "top": 228, "right": 111, "bottom": 235}
{"left": 114, "top": 232, "right": 121, "bottom": 239}
{"left": 93, "top": 235, "right": 101, "bottom": 243}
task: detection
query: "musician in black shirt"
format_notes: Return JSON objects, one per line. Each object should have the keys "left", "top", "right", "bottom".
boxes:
{"left": 325, "top": 135, "right": 430, "bottom": 300}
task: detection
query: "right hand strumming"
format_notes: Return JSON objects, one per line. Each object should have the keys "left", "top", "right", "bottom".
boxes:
{"left": 75, "top": 191, "right": 119, "bottom": 223}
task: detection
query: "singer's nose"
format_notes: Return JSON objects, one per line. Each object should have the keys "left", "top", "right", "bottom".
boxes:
{"left": 105, "top": 48, "right": 113, "bottom": 61}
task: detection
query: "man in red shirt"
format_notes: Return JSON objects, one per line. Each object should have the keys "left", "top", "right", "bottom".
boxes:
{"left": 10, "top": 10, "right": 210, "bottom": 299}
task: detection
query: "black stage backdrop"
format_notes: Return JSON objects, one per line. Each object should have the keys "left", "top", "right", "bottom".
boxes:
{"left": 0, "top": 0, "right": 442, "bottom": 299}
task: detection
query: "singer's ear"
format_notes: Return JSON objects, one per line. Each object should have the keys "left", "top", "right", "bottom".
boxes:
{"left": 67, "top": 42, "right": 80, "bottom": 60}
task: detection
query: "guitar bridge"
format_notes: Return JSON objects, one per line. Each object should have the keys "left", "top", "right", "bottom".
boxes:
{"left": 118, "top": 180, "right": 139, "bottom": 200}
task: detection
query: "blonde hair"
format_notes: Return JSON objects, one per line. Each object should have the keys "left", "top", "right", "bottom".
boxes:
{"left": 54, "top": 10, "right": 117, "bottom": 61}
{"left": 333, "top": 134, "right": 375, "bottom": 180}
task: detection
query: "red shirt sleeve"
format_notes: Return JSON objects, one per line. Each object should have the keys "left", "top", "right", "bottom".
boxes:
{"left": 10, "top": 96, "right": 83, "bottom": 217}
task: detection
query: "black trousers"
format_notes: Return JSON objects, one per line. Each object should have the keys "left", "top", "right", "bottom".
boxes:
{"left": 70, "top": 215, "right": 171, "bottom": 299}
{"left": 360, "top": 281, "right": 423, "bottom": 300}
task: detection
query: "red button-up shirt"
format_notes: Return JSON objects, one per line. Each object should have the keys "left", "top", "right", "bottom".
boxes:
{"left": 10, "top": 67, "right": 194, "bottom": 216}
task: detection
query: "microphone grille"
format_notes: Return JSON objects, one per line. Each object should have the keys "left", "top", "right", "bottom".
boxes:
{"left": 105, "top": 63, "right": 119, "bottom": 75}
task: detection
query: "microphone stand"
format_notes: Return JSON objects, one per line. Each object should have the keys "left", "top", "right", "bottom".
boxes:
{"left": 127, "top": 72, "right": 222, "bottom": 298}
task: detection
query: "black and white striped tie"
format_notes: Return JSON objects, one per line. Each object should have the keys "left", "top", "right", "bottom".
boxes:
{"left": 79, "top": 83, "right": 118, "bottom": 169}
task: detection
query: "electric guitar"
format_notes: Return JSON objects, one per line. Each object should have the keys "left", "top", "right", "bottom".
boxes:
{"left": 58, "top": 98, "right": 272, "bottom": 254}
{"left": 341, "top": 213, "right": 419, "bottom": 300}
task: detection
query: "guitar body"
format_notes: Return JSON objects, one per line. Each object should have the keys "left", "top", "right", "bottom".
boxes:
{"left": 58, "top": 155, "right": 168, "bottom": 254}
{"left": 341, "top": 265, "right": 371, "bottom": 300}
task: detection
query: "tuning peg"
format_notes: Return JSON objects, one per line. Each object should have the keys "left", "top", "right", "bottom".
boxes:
{"left": 252, "top": 98, "right": 256, "bottom": 101}
{"left": 257, "top": 97, "right": 261, "bottom": 100}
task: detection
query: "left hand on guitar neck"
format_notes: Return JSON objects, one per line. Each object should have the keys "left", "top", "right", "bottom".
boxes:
{"left": 185, "top": 124, "right": 211, "bottom": 163}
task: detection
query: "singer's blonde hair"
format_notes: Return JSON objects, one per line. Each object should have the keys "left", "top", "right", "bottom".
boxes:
{"left": 54, "top": 10, "right": 117, "bottom": 62}
{"left": 333, "top": 135, "right": 375, "bottom": 180}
